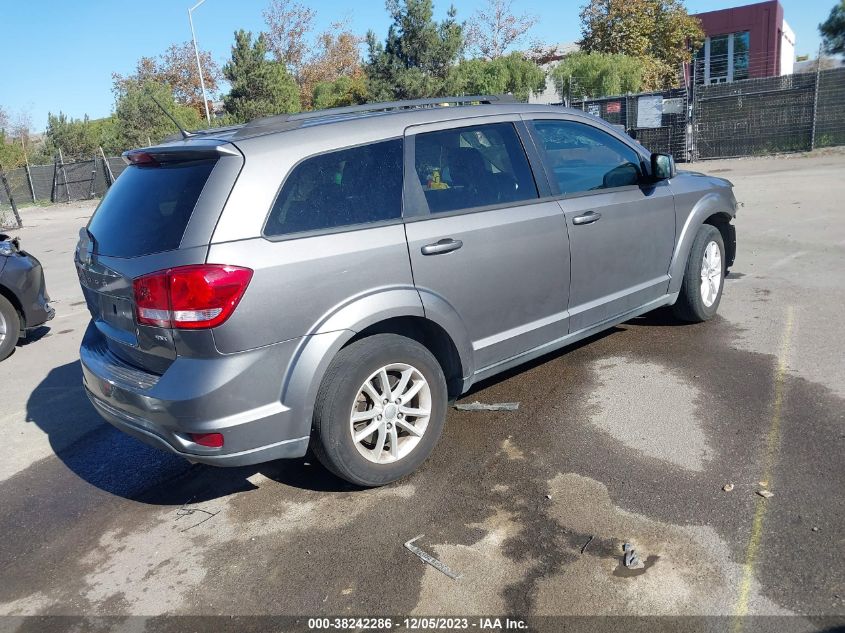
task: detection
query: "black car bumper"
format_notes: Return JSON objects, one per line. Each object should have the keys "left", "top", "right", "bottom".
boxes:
{"left": 0, "top": 249, "right": 53, "bottom": 332}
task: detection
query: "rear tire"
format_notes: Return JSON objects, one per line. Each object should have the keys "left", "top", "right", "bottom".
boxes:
{"left": 0, "top": 294, "right": 21, "bottom": 361}
{"left": 673, "top": 224, "right": 725, "bottom": 323}
{"left": 312, "top": 333, "right": 447, "bottom": 487}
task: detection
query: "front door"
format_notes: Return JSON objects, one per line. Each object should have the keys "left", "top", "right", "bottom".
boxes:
{"left": 527, "top": 118, "right": 676, "bottom": 331}
{"left": 403, "top": 120, "right": 571, "bottom": 372}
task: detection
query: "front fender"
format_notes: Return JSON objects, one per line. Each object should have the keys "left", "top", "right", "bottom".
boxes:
{"left": 668, "top": 192, "right": 736, "bottom": 295}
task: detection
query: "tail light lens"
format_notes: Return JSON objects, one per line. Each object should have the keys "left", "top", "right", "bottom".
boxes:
{"left": 133, "top": 265, "right": 253, "bottom": 329}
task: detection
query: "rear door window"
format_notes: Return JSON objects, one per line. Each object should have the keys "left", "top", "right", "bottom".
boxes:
{"left": 87, "top": 159, "right": 216, "bottom": 257}
{"left": 413, "top": 122, "right": 538, "bottom": 214}
{"left": 530, "top": 120, "right": 643, "bottom": 195}
{"left": 265, "top": 138, "right": 403, "bottom": 237}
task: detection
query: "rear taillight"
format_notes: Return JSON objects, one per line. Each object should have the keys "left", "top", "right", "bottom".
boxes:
{"left": 133, "top": 265, "right": 253, "bottom": 330}
{"left": 134, "top": 272, "right": 170, "bottom": 327}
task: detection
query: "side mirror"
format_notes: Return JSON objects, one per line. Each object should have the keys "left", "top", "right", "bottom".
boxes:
{"left": 651, "top": 153, "right": 676, "bottom": 180}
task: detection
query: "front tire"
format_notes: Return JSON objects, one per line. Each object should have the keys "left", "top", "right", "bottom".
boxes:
{"left": 0, "top": 295, "right": 21, "bottom": 361}
{"left": 0, "top": 294, "right": 21, "bottom": 361}
{"left": 312, "top": 333, "right": 447, "bottom": 487}
{"left": 673, "top": 224, "right": 725, "bottom": 323}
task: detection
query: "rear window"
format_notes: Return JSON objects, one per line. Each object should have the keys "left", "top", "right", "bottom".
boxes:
{"left": 87, "top": 159, "right": 216, "bottom": 257}
{"left": 264, "top": 139, "right": 403, "bottom": 237}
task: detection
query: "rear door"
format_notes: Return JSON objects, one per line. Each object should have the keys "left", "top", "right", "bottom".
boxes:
{"left": 526, "top": 118, "right": 675, "bottom": 331}
{"left": 76, "top": 147, "right": 242, "bottom": 373}
{"left": 403, "top": 118, "right": 570, "bottom": 372}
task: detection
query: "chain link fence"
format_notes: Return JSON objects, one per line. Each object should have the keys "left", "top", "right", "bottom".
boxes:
{"left": 3, "top": 65, "right": 844, "bottom": 228}
{"left": 572, "top": 88, "right": 690, "bottom": 160}
{"left": 555, "top": 66, "right": 845, "bottom": 164}
{"left": 1, "top": 155, "right": 127, "bottom": 228}
{"left": 692, "top": 67, "right": 845, "bottom": 159}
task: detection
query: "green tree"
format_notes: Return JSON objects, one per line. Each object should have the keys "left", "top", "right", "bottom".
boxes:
{"left": 820, "top": 0, "right": 845, "bottom": 54}
{"left": 579, "top": 0, "right": 703, "bottom": 89}
{"left": 0, "top": 138, "right": 26, "bottom": 169}
{"left": 312, "top": 76, "right": 369, "bottom": 109}
{"left": 365, "top": 0, "right": 464, "bottom": 101}
{"left": 446, "top": 52, "right": 546, "bottom": 101}
{"left": 44, "top": 113, "right": 109, "bottom": 160}
{"left": 0, "top": 107, "right": 23, "bottom": 168}
{"left": 113, "top": 79, "right": 202, "bottom": 150}
{"left": 550, "top": 52, "right": 645, "bottom": 100}
{"left": 0, "top": 109, "right": 57, "bottom": 167}
{"left": 223, "top": 30, "right": 300, "bottom": 122}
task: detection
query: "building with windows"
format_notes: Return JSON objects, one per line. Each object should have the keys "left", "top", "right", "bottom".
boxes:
{"left": 692, "top": 0, "right": 794, "bottom": 84}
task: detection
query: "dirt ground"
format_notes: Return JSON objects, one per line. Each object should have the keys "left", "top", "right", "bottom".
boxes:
{"left": 0, "top": 151, "right": 843, "bottom": 631}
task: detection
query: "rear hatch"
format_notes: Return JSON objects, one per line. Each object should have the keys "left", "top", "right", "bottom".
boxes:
{"left": 76, "top": 141, "right": 244, "bottom": 374}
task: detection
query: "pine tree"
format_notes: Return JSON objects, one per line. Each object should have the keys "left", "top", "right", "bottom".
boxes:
{"left": 223, "top": 30, "right": 300, "bottom": 122}
{"left": 365, "top": 0, "right": 463, "bottom": 101}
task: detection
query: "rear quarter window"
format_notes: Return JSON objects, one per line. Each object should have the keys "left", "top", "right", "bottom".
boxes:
{"left": 264, "top": 138, "right": 403, "bottom": 237}
{"left": 87, "top": 159, "right": 216, "bottom": 257}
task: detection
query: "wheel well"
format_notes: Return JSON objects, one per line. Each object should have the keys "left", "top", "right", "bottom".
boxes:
{"left": 348, "top": 317, "right": 465, "bottom": 399}
{"left": 0, "top": 284, "right": 24, "bottom": 330}
{"left": 704, "top": 212, "right": 736, "bottom": 268}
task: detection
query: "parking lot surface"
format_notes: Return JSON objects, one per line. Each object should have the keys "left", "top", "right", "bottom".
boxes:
{"left": 0, "top": 152, "right": 843, "bottom": 628}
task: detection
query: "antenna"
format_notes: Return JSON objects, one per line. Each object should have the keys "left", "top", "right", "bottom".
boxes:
{"left": 148, "top": 92, "right": 195, "bottom": 140}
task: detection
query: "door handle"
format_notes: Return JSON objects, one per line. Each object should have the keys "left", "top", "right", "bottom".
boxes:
{"left": 572, "top": 211, "right": 602, "bottom": 225}
{"left": 421, "top": 238, "right": 463, "bottom": 256}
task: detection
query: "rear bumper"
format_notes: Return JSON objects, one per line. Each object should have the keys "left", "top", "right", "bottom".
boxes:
{"left": 1, "top": 250, "right": 53, "bottom": 330}
{"left": 85, "top": 391, "right": 308, "bottom": 465}
{"left": 80, "top": 322, "right": 310, "bottom": 466}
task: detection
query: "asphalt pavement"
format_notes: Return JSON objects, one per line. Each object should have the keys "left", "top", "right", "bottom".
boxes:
{"left": 0, "top": 151, "right": 843, "bottom": 630}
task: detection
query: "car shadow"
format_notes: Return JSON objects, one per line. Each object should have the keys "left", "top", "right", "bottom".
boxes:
{"left": 625, "top": 306, "right": 689, "bottom": 328}
{"left": 26, "top": 308, "right": 695, "bottom": 504}
{"left": 24, "top": 361, "right": 351, "bottom": 506}
{"left": 17, "top": 325, "right": 51, "bottom": 347}
{"left": 627, "top": 306, "right": 728, "bottom": 328}
{"left": 460, "top": 326, "right": 623, "bottom": 399}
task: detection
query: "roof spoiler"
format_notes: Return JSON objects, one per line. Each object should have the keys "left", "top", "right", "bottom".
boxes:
{"left": 122, "top": 141, "right": 240, "bottom": 165}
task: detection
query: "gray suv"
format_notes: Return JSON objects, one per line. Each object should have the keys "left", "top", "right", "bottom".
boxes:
{"left": 76, "top": 96, "right": 737, "bottom": 486}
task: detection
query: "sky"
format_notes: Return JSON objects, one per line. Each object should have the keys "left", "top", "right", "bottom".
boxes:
{"left": 0, "top": 0, "right": 836, "bottom": 131}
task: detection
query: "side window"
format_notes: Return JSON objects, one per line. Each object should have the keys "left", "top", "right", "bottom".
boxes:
{"left": 413, "top": 122, "right": 538, "bottom": 214}
{"left": 265, "top": 138, "right": 403, "bottom": 237}
{"left": 531, "top": 120, "right": 643, "bottom": 195}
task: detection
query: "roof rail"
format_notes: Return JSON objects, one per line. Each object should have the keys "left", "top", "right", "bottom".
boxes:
{"left": 289, "top": 94, "right": 512, "bottom": 121}
{"left": 232, "top": 95, "right": 514, "bottom": 139}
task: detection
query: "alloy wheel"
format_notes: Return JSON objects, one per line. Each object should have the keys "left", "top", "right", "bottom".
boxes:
{"left": 700, "top": 240, "right": 723, "bottom": 307}
{"left": 349, "top": 363, "right": 432, "bottom": 464}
